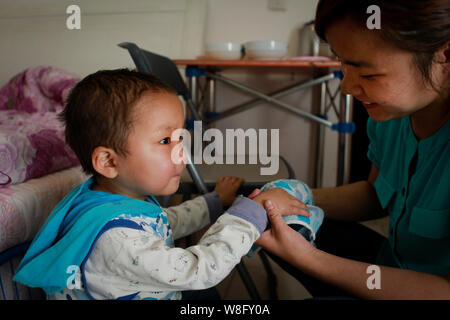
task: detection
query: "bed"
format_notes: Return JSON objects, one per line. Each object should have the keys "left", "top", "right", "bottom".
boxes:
{"left": 0, "top": 66, "right": 89, "bottom": 299}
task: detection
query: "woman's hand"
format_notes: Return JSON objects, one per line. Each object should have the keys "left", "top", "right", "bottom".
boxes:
{"left": 258, "top": 202, "right": 450, "bottom": 300}
{"left": 214, "top": 176, "right": 244, "bottom": 207}
{"left": 255, "top": 201, "right": 316, "bottom": 262}
{"left": 250, "top": 188, "right": 310, "bottom": 217}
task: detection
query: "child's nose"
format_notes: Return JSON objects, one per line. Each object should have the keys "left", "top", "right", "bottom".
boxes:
{"left": 171, "top": 141, "right": 188, "bottom": 165}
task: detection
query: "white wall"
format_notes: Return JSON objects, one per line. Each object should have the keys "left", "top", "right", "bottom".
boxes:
{"left": 204, "top": 0, "right": 317, "bottom": 57}
{"left": 201, "top": 0, "right": 346, "bottom": 187}
{"left": 0, "top": 0, "right": 348, "bottom": 187}
{"left": 0, "top": 0, "right": 207, "bottom": 85}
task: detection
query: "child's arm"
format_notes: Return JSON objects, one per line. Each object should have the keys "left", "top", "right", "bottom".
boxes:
{"left": 163, "top": 177, "right": 243, "bottom": 240}
{"left": 163, "top": 194, "right": 221, "bottom": 240}
{"left": 82, "top": 194, "right": 267, "bottom": 299}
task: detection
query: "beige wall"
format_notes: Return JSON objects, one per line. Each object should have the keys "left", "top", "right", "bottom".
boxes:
{"left": 0, "top": 0, "right": 349, "bottom": 187}
{"left": 0, "top": 0, "right": 207, "bottom": 84}
{"left": 201, "top": 0, "right": 348, "bottom": 187}
{"left": 204, "top": 0, "right": 318, "bottom": 57}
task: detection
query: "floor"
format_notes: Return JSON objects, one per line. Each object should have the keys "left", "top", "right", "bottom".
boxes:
{"left": 216, "top": 252, "right": 313, "bottom": 300}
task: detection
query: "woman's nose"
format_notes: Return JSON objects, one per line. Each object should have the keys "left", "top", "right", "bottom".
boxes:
{"left": 340, "top": 71, "right": 363, "bottom": 97}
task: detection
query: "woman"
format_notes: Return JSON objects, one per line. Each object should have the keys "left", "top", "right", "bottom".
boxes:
{"left": 256, "top": 0, "right": 449, "bottom": 299}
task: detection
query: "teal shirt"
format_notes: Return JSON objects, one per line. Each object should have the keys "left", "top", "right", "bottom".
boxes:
{"left": 367, "top": 116, "right": 449, "bottom": 276}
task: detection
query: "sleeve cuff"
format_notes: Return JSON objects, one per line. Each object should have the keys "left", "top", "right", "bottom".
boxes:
{"left": 202, "top": 191, "right": 224, "bottom": 223}
{"left": 227, "top": 195, "right": 268, "bottom": 234}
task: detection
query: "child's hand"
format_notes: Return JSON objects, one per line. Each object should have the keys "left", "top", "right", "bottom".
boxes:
{"left": 251, "top": 188, "right": 310, "bottom": 217}
{"left": 248, "top": 188, "right": 261, "bottom": 199}
{"left": 214, "top": 176, "right": 244, "bottom": 207}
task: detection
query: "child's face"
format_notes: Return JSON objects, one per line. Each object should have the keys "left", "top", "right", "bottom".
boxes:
{"left": 114, "top": 91, "right": 186, "bottom": 198}
{"left": 325, "top": 18, "right": 446, "bottom": 122}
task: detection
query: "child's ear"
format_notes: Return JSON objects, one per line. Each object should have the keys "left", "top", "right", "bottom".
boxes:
{"left": 92, "top": 146, "right": 119, "bottom": 179}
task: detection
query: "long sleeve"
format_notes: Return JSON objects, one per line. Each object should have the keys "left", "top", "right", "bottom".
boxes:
{"left": 164, "top": 192, "right": 223, "bottom": 240}
{"left": 79, "top": 195, "right": 267, "bottom": 300}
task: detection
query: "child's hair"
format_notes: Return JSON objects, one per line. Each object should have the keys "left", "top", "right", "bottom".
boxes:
{"left": 60, "top": 68, "right": 176, "bottom": 175}
{"left": 314, "top": 0, "right": 450, "bottom": 99}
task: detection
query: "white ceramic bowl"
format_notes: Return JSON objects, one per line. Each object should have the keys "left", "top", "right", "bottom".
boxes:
{"left": 244, "top": 40, "right": 288, "bottom": 59}
{"left": 205, "top": 42, "right": 242, "bottom": 59}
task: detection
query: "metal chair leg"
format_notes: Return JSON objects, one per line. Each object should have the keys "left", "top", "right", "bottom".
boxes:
{"left": 235, "top": 261, "right": 261, "bottom": 300}
{"left": 258, "top": 250, "right": 278, "bottom": 299}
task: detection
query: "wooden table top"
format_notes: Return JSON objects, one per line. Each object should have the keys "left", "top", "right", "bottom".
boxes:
{"left": 174, "top": 57, "right": 341, "bottom": 69}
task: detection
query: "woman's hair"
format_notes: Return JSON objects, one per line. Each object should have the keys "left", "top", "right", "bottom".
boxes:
{"left": 315, "top": 0, "right": 450, "bottom": 97}
{"left": 60, "top": 68, "right": 176, "bottom": 175}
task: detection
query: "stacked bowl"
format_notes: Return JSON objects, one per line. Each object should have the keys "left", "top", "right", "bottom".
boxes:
{"left": 205, "top": 40, "right": 288, "bottom": 59}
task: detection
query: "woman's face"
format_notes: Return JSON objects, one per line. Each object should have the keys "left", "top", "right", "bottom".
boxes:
{"left": 325, "top": 18, "right": 446, "bottom": 122}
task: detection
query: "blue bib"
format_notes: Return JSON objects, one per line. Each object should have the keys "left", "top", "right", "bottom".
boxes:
{"left": 14, "top": 177, "right": 162, "bottom": 294}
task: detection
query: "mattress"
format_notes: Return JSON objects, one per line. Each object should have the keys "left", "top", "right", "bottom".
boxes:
{"left": 0, "top": 166, "right": 88, "bottom": 252}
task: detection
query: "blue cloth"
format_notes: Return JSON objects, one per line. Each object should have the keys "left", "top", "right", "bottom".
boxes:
{"left": 13, "top": 177, "right": 162, "bottom": 294}
{"left": 247, "top": 179, "right": 324, "bottom": 257}
{"left": 260, "top": 179, "right": 324, "bottom": 236}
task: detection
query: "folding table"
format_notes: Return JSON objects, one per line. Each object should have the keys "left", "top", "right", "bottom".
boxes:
{"left": 173, "top": 58, "right": 354, "bottom": 187}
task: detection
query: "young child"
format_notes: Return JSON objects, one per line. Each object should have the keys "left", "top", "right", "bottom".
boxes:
{"left": 14, "top": 69, "right": 306, "bottom": 300}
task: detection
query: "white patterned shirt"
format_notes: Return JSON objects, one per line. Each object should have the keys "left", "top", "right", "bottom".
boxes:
{"left": 49, "top": 192, "right": 267, "bottom": 300}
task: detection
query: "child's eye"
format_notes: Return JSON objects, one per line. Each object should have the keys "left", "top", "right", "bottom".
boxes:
{"left": 159, "top": 137, "right": 171, "bottom": 145}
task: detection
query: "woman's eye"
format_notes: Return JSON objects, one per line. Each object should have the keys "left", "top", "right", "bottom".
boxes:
{"left": 361, "top": 74, "right": 376, "bottom": 79}
{"left": 159, "top": 137, "right": 171, "bottom": 145}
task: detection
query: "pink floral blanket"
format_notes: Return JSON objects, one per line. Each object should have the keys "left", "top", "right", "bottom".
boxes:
{"left": 0, "top": 66, "right": 80, "bottom": 186}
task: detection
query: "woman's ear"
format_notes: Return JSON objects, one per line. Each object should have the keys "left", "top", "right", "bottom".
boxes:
{"left": 438, "top": 40, "right": 450, "bottom": 66}
{"left": 444, "top": 40, "right": 450, "bottom": 63}
{"left": 92, "top": 146, "right": 119, "bottom": 179}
